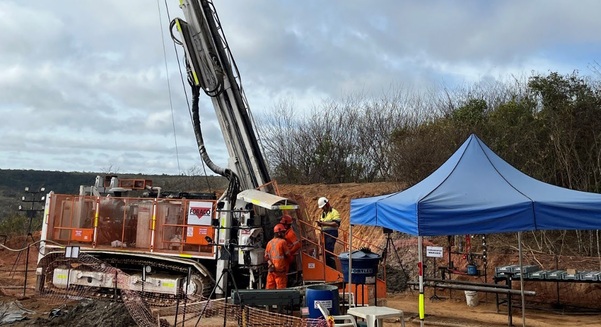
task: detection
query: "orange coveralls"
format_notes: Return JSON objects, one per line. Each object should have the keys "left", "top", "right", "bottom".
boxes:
{"left": 264, "top": 237, "right": 291, "bottom": 289}
{"left": 284, "top": 228, "right": 301, "bottom": 263}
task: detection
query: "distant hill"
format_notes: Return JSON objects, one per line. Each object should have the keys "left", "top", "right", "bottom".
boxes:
{"left": 0, "top": 169, "right": 228, "bottom": 221}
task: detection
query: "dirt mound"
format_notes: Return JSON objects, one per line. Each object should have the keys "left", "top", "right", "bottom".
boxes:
{"left": 281, "top": 182, "right": 403, "bottom": 249}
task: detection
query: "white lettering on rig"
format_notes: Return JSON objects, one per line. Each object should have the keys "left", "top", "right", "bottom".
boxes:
{"left": 187, "top": 201, "right": 214, "bottom": 225}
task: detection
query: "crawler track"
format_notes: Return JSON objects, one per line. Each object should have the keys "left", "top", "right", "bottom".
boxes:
{"left": 37, "top": 251, "right": 215, "bottom": 306}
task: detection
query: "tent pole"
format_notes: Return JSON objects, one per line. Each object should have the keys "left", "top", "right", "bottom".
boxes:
{"left": 518, "top": 232, "right": 526, "bottom": 327}
{"left": 418, "top": 236, "right": 425, "bottom": 327}
{"left": 348, "top": 223, "right": 353, "bottom": 305}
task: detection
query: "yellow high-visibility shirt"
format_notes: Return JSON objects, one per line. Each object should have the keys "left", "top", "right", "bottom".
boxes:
{"left": 320, "top": 208, "right": 341, "bottom": 230}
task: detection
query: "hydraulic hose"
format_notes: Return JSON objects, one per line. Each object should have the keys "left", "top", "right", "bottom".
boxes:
{"left": 191, "top": 84, "right": 240, "bottom": 201}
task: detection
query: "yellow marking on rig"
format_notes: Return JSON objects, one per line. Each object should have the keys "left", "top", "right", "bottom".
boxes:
{"left": 179, "top": 254, "right": 192, "bottom": 258}
{"left": 56, "top": 274, "right": 67, "bottom": 279}
{"left": 163, "top": 282, "right": 175, "bottom": 288}
{"left": 278, "top": 205, "right": 296, "bottom": 210}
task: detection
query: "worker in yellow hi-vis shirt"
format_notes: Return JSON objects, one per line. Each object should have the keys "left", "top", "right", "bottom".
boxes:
{"left": 316, "top": 197, "right": 341, "bottom": 269}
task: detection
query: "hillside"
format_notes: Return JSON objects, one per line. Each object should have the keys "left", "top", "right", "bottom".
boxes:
{"left": 280, "top": 181, "right": 404, "bottom": 247}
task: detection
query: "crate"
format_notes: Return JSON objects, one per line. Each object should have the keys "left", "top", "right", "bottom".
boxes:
{"left": 562, "top": 271, "right": 580, "bottom": 280}
{"left": 513, "top": 265, "right": 541, "bottom": 274}
{"left": 579, "top": 271, "right": 601, "bottom": 281}
{"left": 495, "top": 265, "right": 519, "bottom": 277}
{"left": 528, "top": 270, "right": 550, "bottom": 279}
{"left": 545, "top": 270, "right": 566, "bottom": 280}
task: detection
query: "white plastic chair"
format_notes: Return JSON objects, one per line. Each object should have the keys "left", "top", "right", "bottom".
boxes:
{"left": 316, "top": 302, "right": 358, "bottom": 327}
{"left": 339, "top": 291, "right": 355, "bottom": 309}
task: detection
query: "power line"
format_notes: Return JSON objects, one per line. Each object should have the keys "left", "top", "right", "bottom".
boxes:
{"left": 157, "top": 0, "right": 181, "bottom": 174}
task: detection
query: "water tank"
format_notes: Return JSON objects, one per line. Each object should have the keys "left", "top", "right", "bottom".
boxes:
{"left": 338, "top": 250, "right": 381, "bottom": 284}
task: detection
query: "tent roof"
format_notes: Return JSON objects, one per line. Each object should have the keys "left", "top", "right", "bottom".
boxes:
{"left": 350, "top": 134, "right": 601, "bottom": 236}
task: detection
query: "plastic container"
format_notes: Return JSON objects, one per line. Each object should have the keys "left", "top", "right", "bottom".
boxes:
{"left": 305, "top": 285, "right": 340, "bottom": 319}
{"left": 464, "top": 290, "right": 479, "bottom": 307}
{"left": 467, "top": 264, "right": 478, "bottom": 276}
{"left": 338, "top": 250, "right": 381, "bottom": 284}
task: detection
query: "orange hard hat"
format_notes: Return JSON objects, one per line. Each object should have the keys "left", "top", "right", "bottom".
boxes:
{"left": 280, "top": 214, "right": 293, "bottom": 225}
{"left": 274, "top": 224, "right": 286, "bottom": 233}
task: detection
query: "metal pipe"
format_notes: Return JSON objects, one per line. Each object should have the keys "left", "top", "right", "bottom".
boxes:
{"left": 519, "top": 232, "right": 526, "bottom": 327}
{"left": 425, "top": 278, "right": 509, "bottom": 288}
{"left": 416, "top": 281, "right": 536, "bottom": 295}
{"left": 348, "top": 223, "right": 353, "bottom": 308}
{"left": 418, "top": 236, "right": 424, "bottom": 327}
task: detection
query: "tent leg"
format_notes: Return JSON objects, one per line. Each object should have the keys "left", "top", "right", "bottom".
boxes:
{"left": 518, "top": 232, "right": 526, "bottom": 327}
{"left": 418, "top": 236, "right": 425, "bottom": 327}
{"left": 348, "top": 223, "right": 353, "bottom": 304}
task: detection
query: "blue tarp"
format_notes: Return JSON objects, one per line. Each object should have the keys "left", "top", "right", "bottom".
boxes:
{"left": 350, "top": 134, "right": 601, "bottom": 236}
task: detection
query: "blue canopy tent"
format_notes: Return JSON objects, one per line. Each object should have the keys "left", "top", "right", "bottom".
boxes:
{"left": 350, "top": 134, "right": 601, "bottom": 326}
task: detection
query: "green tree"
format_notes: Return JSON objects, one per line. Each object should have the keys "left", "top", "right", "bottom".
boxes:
{"left": 529, "top": 72, "right": 601, "bottom": 191}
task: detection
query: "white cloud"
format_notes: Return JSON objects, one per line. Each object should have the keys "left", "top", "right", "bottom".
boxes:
{"left": 0, "top": 0, "right": 600, "bottom": 175}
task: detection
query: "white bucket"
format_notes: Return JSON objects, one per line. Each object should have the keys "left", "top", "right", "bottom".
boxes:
{"left": 464, "top": 290, "right": 479, "bottom": 307}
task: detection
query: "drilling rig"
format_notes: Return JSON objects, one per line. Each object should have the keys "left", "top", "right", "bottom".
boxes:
{"left": 35, "top": 0, "right": 309, "bottom": 302}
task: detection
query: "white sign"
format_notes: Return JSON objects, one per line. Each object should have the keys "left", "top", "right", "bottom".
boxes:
{"left": 313, "top": 300, "right": 332, "bottom": 309}
{"left": 187, "top": 201, "right": 214, "bottom": 225}
{"left": 426, "top": 246, "right": 444, "bottom": 258}
{"left": 65, "top": 246, "right": 80, "bottom": 259}
{"left": 365, "top": 276, "right": 376, "bottom": 284}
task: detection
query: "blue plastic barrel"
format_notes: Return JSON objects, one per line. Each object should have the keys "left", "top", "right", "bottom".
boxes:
{"left": 467, "top": 264, "right": 478, "bottom": 275}
{"left": 338, "top": 250, "right": 381, "bottom": 284}
{"left": 305, "top": 285, "right": 340, "bottom": 318}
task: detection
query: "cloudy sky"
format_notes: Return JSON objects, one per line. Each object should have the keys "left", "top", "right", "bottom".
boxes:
{"left": 1, "top": 1, "right": 600, "bottom": 175}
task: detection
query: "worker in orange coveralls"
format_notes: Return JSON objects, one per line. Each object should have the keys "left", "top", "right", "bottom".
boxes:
{"left": 264, "top": 224, "right": 291, "bottom": 289}
{"left": 280, "top": 214, "right": 302, "bottom": 286}
{"left": 280, "top": 214, "right": 301, "bottom": 263}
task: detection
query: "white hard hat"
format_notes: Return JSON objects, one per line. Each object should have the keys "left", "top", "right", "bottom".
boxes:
{"left": 318, "top": 197, "right": 329, "bottom": 208}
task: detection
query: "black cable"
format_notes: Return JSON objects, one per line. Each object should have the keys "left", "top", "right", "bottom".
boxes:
{"left": 169, "top": 19, "right": 183, "bottom": 45}
{"left": 202, "top": 53, "right": 225, "bottom": 97}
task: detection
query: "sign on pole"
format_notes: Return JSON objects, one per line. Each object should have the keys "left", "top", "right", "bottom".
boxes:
{"left": 426, "top": 246, "right": 443, "bottom": 258}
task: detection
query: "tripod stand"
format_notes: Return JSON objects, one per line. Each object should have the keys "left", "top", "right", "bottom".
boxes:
{"left": 381, "top": 229, "right": 415, "bottom": 296}
{"left": 382, "top": 229, "right": 403, "bottom": 273}
{"left": 429, "top": 256, "right": 445, "bottom": 301}
{"left": 196, "top": 242, "right": 240, "bottom": 327}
